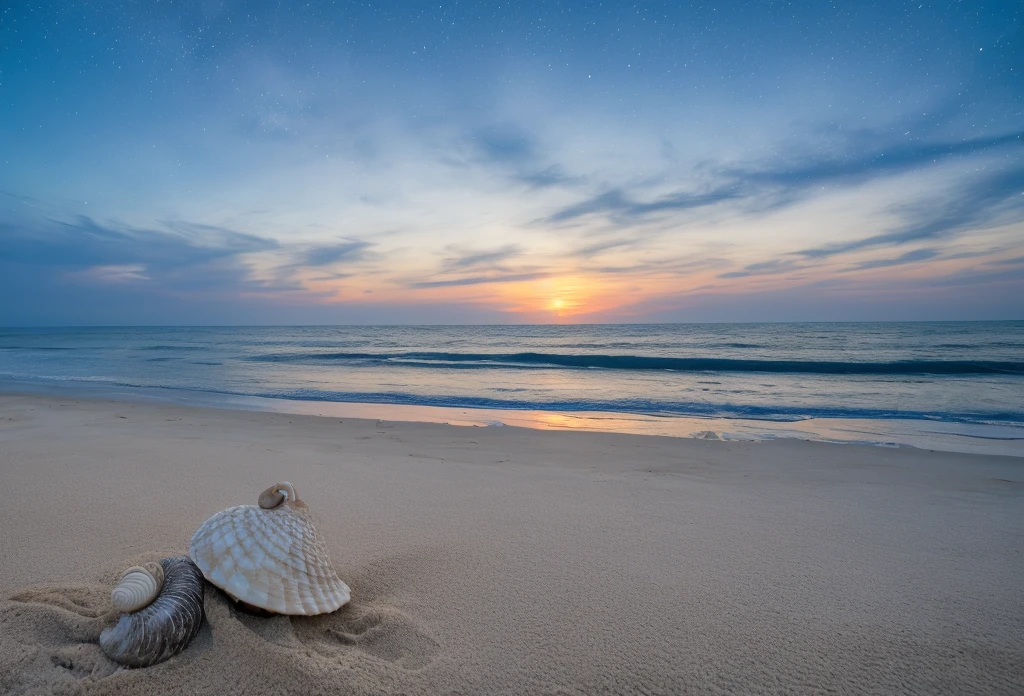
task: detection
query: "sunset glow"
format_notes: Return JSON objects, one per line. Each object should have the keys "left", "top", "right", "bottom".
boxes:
{"left": 1, "top": 2, "right": 1021, "bottom": 325}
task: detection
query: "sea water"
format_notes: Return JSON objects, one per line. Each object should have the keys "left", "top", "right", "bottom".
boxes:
{"left": 1, "top": 323, "right": 1022, "bottom": 453}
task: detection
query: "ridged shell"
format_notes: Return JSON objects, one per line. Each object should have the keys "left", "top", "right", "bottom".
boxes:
{"left": 99, "top": 556, "right": 205, "bottom": 668}
{"left": 188, "top": 483, "right": 350, "bottom": 616}
{"left": 111, "top": 562, "right": 165, "bottom": 613}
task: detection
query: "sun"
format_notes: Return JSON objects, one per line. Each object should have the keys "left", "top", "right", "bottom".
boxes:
{"left": 550, "top": 298, "right": 566, "bottom": 311}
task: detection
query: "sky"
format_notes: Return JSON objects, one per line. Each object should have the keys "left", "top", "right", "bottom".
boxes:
{"left": 1, "top": 0, "right": 1022, "bottom": 325}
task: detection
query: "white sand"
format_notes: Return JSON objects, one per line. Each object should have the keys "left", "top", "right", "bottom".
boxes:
{"left": 1, "top": 393, "right": 1022, "bottom": 694}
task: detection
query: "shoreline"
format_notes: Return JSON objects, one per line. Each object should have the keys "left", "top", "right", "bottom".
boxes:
{"left": 2, "top": 377, "right": 1022, "bottom": 457}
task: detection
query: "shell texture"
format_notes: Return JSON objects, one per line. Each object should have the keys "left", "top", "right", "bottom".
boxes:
{"left": 189, "top": 482, "right": 350, "bottom": 616}
{"left": 111, "top": 562, "right": 165, "bottom": 613}
{"left": 99, "top": 556, "right": 205, "bottom": 668}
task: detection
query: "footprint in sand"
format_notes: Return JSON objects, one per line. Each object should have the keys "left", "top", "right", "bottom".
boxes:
{"left": 220, "top": 588, "right": 439, "bottom": 671}
{"left": 293, "top": 602, "right": 440, "bottom": 670}
{"left": 2, "top": 582, "right": 121, "bottom": 689}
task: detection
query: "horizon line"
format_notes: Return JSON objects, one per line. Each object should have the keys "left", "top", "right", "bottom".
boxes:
{"left": 3, "top": 319, "right": 1024, "bottom": 330}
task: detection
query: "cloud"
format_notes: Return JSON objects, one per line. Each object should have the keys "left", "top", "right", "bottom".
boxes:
{"left": 0, "top": 215, "right": 278, "bottom": 270}
{"left": 443, "top": 244, "right": 523, "bottom": 270}
{"left": 301, "top": 239, "right": 372, "bottom": 266}
{"left": 542, "top": 125, "right": 1023, "bottom": 230}
{"left": 468, "top": 125, "right": 579, "bottom": 190}
{"left": 726, "top": 130, "right": 1023, "bottom": 188}
{"left": 514, "top": 165, "right": 578, "bottom": 189}
{"left": 572, "top": 237, "right": 642, "bottom": 257}
{"left": 799, "top": 165, "right": 1024, "bottom": 258}
{"left": 845, "top": 247, "right": 939, "bottom": 271}
{"left": 589, "top": 255, "right": 731, "bottom": 275}
{"left": 408, "top": 272, "right": 549, "bottom": 288}
{"left": 0, "top": 211, "right": 359, "bottom": 300}
{"left": 66, "top": 264, "right": 150, "bottom": 284}
{"left": 990, "top": 255, "right": 1024, "bottom": 266}
{"left": 545, "top": 187, "right": 742, "bottom": 224}
{"left": 474, "top": 125, "right": 536, "bottom": 162}
{"left": 718, "top": 258, "right": 808, "bottom": 279}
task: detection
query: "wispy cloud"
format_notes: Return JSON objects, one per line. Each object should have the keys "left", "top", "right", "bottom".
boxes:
{"left": 300, "top": 239, "right": 372, "bottom": 266}
{"left": 799, "top": 165, "right": 1024, "bottom": 258}
{"left": 718, "top": 258, "right": 810, "bottom": 279}
{"left": 65, "top": 264, "right": 150, "bottom": 284}
{"left": 514, "top": 165, "right": 579, "bottom": 189}
{"left": 990, "top": 255, "right": 1024, "bottom": 267}
{"left": 408, "top": 272, "right": 550, "bottom": 288}
{"left": 443, "top": 244, "right": 523, "bottom": 271}
{"left": 844, "top": 248, "right": 939, "bottom": 271}
{"left": 0, "top": 211, "right": 377, "bottom": 301}
{"left": 0, "top": 215, "right": 278, "bottom": 270}
{"left": 572, "top": 237, "right": 642, "bottom": 257}
{"left": 588, "top": 256, "right": 732, "bottom": 275}
{"left": 544, "top": 187, "right": 742, "bottom": 224}
{"left": 468, "top": 125, "right": 580, "bottom": 190}
{"left": 474, "top": 126, "right": 536, "bottom": 162}
{"left": 542, "top": 126, "right": 1023, "bottom": 239}
{"left": 726, "top": 130, "right": 1023, "bottom": 188}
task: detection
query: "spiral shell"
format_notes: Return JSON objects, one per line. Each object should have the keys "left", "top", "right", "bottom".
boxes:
{"left": 189, "top": 481, "right": 350, "bottom": 615}
{"left": 111, "top": 562, "right": 165, "bottom": 613}
{"left": 99, "top": 556, "right": 205, "bottom": 668}
{"left": 258, "top": 481, "right": 295, "bottom": 510}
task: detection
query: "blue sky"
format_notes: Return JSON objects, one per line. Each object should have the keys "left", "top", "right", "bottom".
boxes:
{"left": 1, "top": 0, "right": 1022, "bottom": 324}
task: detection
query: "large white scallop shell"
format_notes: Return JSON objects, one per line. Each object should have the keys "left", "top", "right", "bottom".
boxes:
{"left": 188, "top": 482, "right": 350, "bottom": 615}
{"left": 111, "top": 562, "right": 165, "bottom": 613}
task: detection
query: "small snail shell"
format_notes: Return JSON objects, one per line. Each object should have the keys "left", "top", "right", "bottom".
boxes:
{"left": 100, "top": 556, "right": 205, "bottom": 668}
{"left": 111, "top": 562, "right": 165, "bottom": 613}
{"left": 258, "top": 481, "right": 298, "bottom": 509}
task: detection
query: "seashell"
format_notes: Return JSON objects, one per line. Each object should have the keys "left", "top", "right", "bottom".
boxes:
{"left": 189, "top": 481, "right": 350, "bottom": 616}
{"left": 99, "top": 556, "right": 205, "bottom": 667}
{"left": 111, "top": 562, "right": 165, "bottom": 613}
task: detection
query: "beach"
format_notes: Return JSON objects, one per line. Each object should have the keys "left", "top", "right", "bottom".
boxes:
{"left": 1, "top": 392, "right": 1023, "bottom": 695}
{"left": 6, "top": 0, "right": 1023, "bottom": 691}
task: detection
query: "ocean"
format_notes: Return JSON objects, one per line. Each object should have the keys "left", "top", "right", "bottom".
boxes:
{"left": 2, "top": 323, "right": 1023, "bottom": 454}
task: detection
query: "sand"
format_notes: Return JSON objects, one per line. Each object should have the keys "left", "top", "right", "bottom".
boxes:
{"left": 0, "top": 393, "right": 1022, "bottom": 695}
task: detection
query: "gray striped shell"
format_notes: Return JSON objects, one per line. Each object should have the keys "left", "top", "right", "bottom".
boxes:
{"left": 99, "top": 556, "right": 205, "bottom": 667}
{"left": 189, "top": 482, "right": 350, "bottom": 615}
